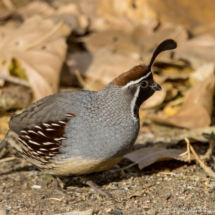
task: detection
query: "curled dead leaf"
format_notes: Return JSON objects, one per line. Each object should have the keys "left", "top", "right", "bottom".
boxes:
{"left": 190, "top": 63, "right": 214, "bottom": 86}
{"left": 85, "top": 48, "right": 141, "bottom": 88}
{"left": 97, "top": 0, "right": 158, "bottom": 32}
{"left": 149, "top": 74, "right": 215, "bottom": 128}
{"left": 0, "top": 16, "right": 67, "bottom": 101}
{"left": 174, "top": 35, "right": 215, "bottom": 69}
{"left": 124, "top": 147, "right": 184, "bottom": 169}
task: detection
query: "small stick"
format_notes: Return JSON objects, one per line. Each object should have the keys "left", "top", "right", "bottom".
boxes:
{"left": 22, "top": 20, "right": 64, "bottom": 51}
{"left": 0, "top": 74, "right": 30, "bottom": 88}
{"left": 74, "top": 69, "right": 87, "bottom": 87}
{"left": 185, "top": 138, "right": 215, "bottom": 179}
{"left": 185, "top": 137, "right": 191, "bottom": 163}
{"left": 0, "top": 157, "right": 20, "bottom": 163}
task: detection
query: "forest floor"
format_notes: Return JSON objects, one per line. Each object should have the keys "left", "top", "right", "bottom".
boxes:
{"left": 1, "top": 148, "right": 215, "bottom": 215}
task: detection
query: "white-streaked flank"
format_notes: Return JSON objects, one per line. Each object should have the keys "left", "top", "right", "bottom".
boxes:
{"left": 28, "top": 140, "right": 40, "bottom": 145}
{"left": 43, "top": 142, "right": 55, "bottom": 145}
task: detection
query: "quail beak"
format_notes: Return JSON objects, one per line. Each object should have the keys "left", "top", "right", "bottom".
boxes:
{"left": 151, "top": 81, "right": 162, "bottom": 91}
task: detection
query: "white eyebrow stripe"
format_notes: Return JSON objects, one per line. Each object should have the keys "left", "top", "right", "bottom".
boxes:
{"left": 122, "top": 71, "right": 152, "bottom": 89}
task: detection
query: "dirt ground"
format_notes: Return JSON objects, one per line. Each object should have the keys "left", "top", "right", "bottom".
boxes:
{"left": 1, "top": 148, "right": 215, "bottom": 215}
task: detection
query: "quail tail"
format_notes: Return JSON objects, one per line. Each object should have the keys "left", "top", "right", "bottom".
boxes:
{"left": 0, "top": 129, "right": 11, "bottom": 152}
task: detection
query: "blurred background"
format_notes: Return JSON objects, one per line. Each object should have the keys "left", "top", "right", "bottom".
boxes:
{"left": 2, "top": 0, "right": 215, "bottom": 213}
{"left": 1, "top": 0, "right": 215, "bottom": 166}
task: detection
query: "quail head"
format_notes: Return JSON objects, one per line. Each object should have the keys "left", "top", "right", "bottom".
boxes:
{"left": 1, "top": 39, "right": 177, "bottom": 198}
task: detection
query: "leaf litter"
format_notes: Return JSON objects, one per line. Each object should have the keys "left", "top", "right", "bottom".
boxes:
{"left": 1, "top": 0, "right": 215, "bottom": 214}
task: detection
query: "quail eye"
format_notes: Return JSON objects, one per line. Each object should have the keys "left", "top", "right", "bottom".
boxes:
{"left": 141, "top": 81, "right": 148, "bottom": 88}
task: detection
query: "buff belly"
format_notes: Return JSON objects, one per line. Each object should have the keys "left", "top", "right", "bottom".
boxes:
{"left": 43, "top": 156, "right": 123, "bottom": 176}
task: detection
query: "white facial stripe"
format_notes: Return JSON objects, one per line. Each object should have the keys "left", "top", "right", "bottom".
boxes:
{"left": 130, "top": 86, "right": 140, "bottom": 121}
{"left": 122, "top": 71, "right": 151, "bottom": 89}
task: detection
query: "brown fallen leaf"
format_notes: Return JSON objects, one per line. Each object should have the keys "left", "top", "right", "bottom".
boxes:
{"left": 49, "top": 3, "right": 88, "bottom": 36}
{"left": 137, "top": 124, "right": 215, "bottom": 146}
{"left": 85, "top": 47, "right": 141, "bottom": 88}
{"left": 163, "top": 97, "right": 183, "bottom": 117}
{"left": 149, "top": 74, "right": 215, "bottom": 129}
{"left": 135, "top": 23, "right": 187, "bottom": 58}
{"left": 190, "top": 63, "right": 214, "bottom": 86}
{"left": 174, "top": 34, "right": 215, "bottom": 69}
{"left": 17, "top": 1, "right": 55, "bottom": 19}
{"left": 17, "top": 1, "right": 88, "bottom": 37}
{"left": 141, "top": 89, "right": 166, "bottom": 109}
{"left": 97, "top": 0, "right": 158, "bottom": 32}
{"left": 0, "top": 16, "right": 67, "bottom": 101}
{"left": 83, "top": 30, "right": 140, "bottom": 55}
{"left": 124, "top": 147, "right": 184, "bottom": 169}
{"left": 0, "top": 0, "right": 14, "bottom": 21}
{"left": 147, "top": 0, "right": 215, "bottom": 36}
{"left": 128, "top": 190, "right": 144, "bottom": 199}
{"left": 0, "top": 85, "right": 32, "bottom": 111}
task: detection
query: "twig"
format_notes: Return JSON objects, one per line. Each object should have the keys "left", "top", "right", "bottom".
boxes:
{"left": 2, "top": 0, "right": 15, "bottom": 10}
{"left": 0, "top": 74, "right": 30, "bottom": 88}
{"left": 0, "top": 157, "right": 20, "bottom": 163}
{"left": 185, "top": 137, "right": 191, "bottom": 163}
{"left": 47, "top": 197, "right": 64, "bottom": 201}
{"left": 74, "top": 69, "right": 87, "bottom": 87}
{"left": 22, "top": 19, "right": 64, "bottom": 51}
{"left": 186, "top": 138, "right": 215, "bottom": 179}
{"left": 179, "top": 151, "right": 188, "bottom": 157}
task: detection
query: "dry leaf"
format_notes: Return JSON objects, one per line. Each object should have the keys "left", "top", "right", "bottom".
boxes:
{"left": 17, "top": 1, "right": 55, "bottom": 19}
{"left": 190, "top": 63, "right": 214, "bottom": 86}
{"left": 0, "top": 85, "right": 32, "bottom": 111}
{"left": 97, "top": 0, "right": 158, "bottom": 32}
{"left": 137, "top": 124, "right": 215, "bottom": 146}
{"left": 85, "top": 48, "right": 141, "bottom": 88}
{"left": 174, "top": 35, "right": 215, "bottom": 69}
{"left": 83, "top": 30, "right": 141, "bottom": 88}
{"left": 17, "top": 1, "right": 88, "bottom": 36}
{"left": 134, "top": 23, "right": 188, "bottom": 63}
{"left": 0, "top": 16, "right": 67, "bottom": 101}
{"left": 128, "top": 190, "right": 144, "bottom": 199}
{"left": 163, "top": 98, "right": 183, "bottom": 117}
{"left": 124, "top": 147, "right": 184, "bottom": 169}
{"left": 84, "top": 30, "right": 140, "bottom": 55}
{"left": 0, "top": 1, "right": 14, "bottom": 21}
{"left": 149, "top": 74, "right": 215, "bottom": 128}
{"left": 142, "top": 90, "right": 166, "bottom": 109}
{"left": 147, "top": 0, "right": 215, "bottom": 35}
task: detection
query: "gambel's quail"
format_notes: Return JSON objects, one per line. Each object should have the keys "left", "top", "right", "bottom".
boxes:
{"left": 0, "top": 39, "right": 177, "bottom": 199}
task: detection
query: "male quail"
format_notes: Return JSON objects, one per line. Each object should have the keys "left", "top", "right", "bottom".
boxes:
{"left": 1, "top": 39, "right": 177, "bottom": 198}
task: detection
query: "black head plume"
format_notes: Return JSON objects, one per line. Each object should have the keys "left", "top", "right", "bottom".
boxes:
{"left": 148, "top": 39, "right": 177, "bottom": 72}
